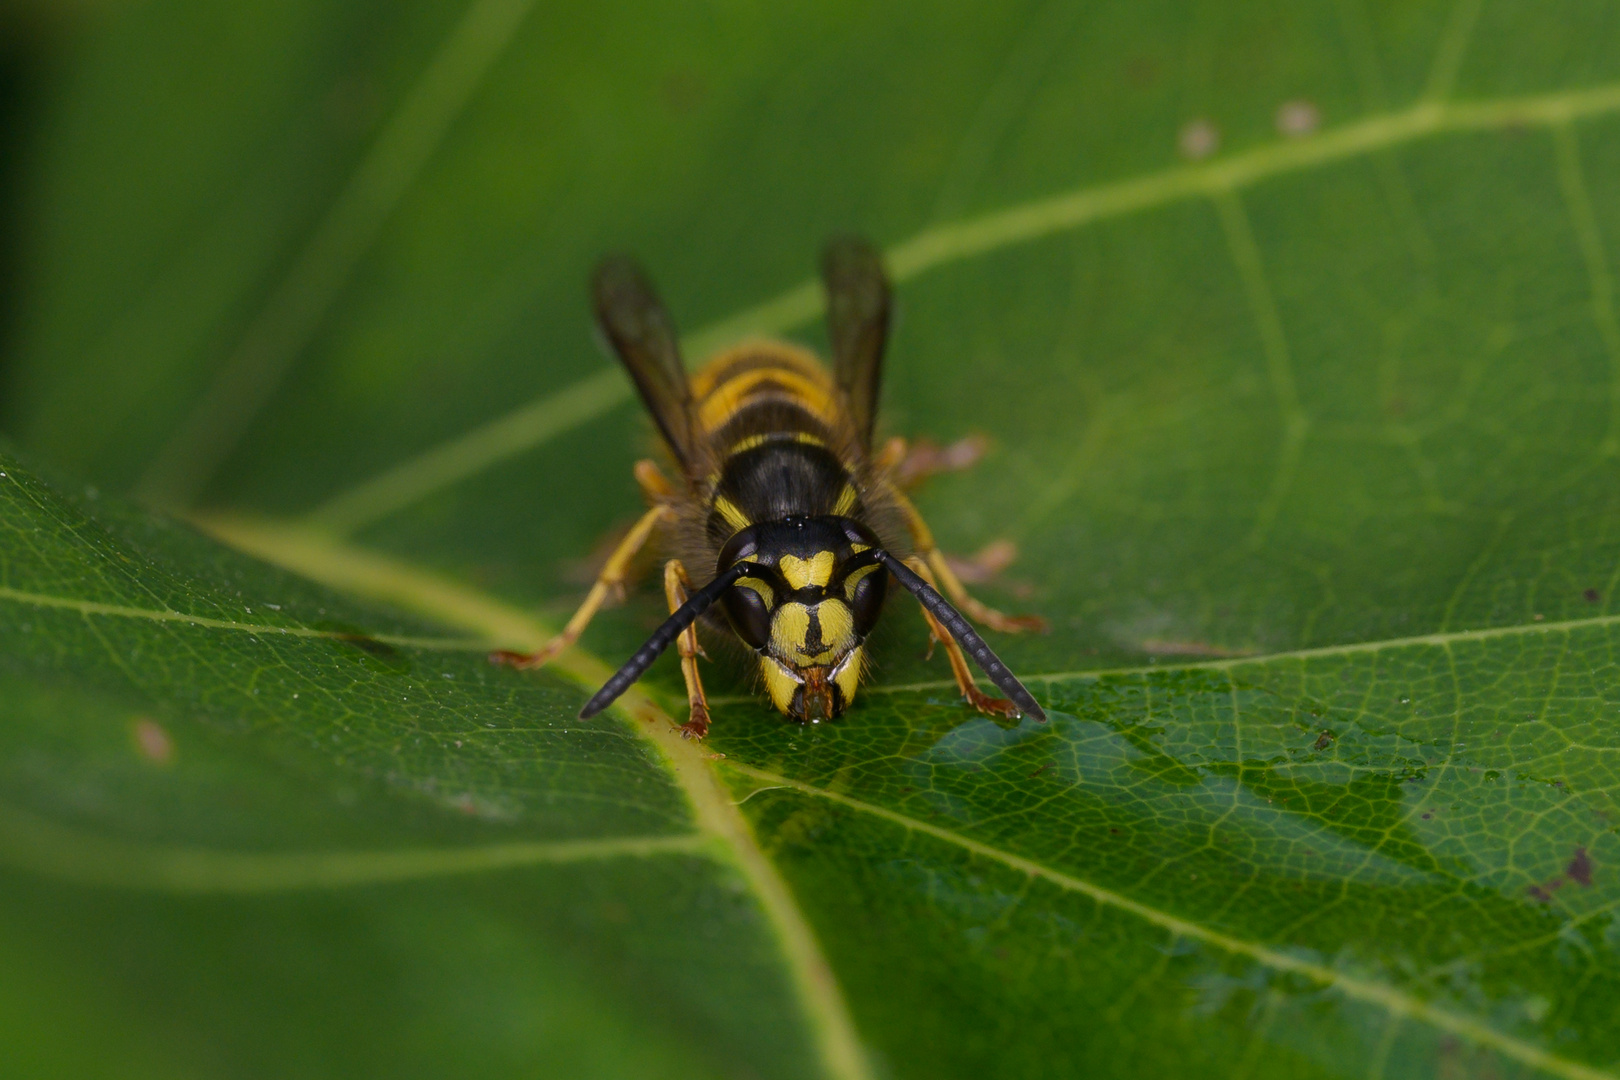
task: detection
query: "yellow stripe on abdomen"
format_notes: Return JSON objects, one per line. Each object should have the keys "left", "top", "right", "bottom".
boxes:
{"left": 696, "top": 365, "right": 836, "bottom": 434}
{"left": 690, "top": 342, "right": 841, "bottom": 436}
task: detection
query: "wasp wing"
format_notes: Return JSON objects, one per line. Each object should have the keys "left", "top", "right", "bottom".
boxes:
{"left": 821, "top": 235, "right": 891, "bottom": 449}
{"left": 592, "top": 256, "right": 695, "bottom": 468}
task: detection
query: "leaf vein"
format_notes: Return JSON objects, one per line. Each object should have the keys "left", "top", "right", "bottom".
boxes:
{"left": 727, "top": 763, "right": 1618, "bottom": 1080}
{"left": 0, "top": 585, "right": 483, "bottom": 651}
{"left": 825, "top": 610, "right": 1620, "bottom": 701}
{"left": 1552, "top": 120, "right": 1620, "bottom": 457}
{"left": 0, "top": 801, "right": 710, "bottom": 893}
{"left": 1212, "top": 188, "right": 1310, "bottom": 552}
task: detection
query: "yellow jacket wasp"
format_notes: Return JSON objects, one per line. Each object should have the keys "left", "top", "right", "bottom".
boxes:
{"left": 494, "top": 237, "right": 1046, "bottom": 737}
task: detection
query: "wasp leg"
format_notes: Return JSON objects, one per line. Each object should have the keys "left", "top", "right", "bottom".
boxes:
{"left": 878, "top": 434, "right": 990, "bottom": 489}
{"left": 886, "top": 486, "right": 1047, "bottom": 634}
{"left": 632, "top": 457, "right": 677, "bottom": 501}
{"left": 663, "top": 559, "right": 712, "bottom": 739}
{"left": 904, "top": 557, "right": 1020, "bottom": 719}
{"left": 491, "top": 465, "right": 674, "bottom": 670}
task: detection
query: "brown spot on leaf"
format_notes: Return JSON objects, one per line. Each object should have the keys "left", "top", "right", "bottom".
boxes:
{"left": 132, "top": 718, "right": 174, "bottom": 765}
{"left": 1178, "top": 118, "right": 1219, "bottom": 160}
{"left": 1027, "top": 763, "right": 1053, "bottom": 780}
{"left": 1274, "top": 99, "right": 1320, "bottom": 137}
{"left": 1312, "top": 730, "right": 1334, "bottom": 751}
{"left": 1567, "top": 846, "right": 1594, "bottom": 887}
{"left": 1584, "top": 587, "right": 1601, "bottom": 603}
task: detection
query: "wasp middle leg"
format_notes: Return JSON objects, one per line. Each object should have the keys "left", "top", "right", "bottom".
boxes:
{"left": 491, "top": 459, "right": 674, "bottom": 670}
{"left": 876, "top": 434, "right": 988, "bottom": 489}
{"left": 884, "top": 483, "right": 1047, "bottom": 634}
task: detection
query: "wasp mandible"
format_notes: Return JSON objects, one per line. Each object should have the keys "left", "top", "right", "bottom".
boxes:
{"left": 494, "top": 237, "right": 1046, "bottom": 737}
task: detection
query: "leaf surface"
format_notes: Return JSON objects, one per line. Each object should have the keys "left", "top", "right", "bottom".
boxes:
{"left": 5, "top": 0, "right": 1620, "bottom": 1076}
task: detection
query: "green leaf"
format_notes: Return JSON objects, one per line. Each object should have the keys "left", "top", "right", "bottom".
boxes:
{"left": 0, "top": 454, "right": 828, "bottom": 1078}
{"left": 5, "top": 0, "right": 1620, "bottom": 1076}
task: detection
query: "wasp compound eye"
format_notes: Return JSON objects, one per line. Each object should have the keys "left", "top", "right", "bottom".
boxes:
{"left": 721, "top": 570, "right": 775, "bottom": 650}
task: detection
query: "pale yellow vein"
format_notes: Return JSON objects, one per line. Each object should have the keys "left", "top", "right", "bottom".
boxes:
{"left": 0, "top": 801, "right": 708, "bottom": 893}
{"left": 839, "top": 610, "right": 1620, "bottom": 699}
{"left": 1335, "top": 0, "right": 1390, "bottom": 112}
{"left": 1421, "top": 0, "right": 1485, "bottom": 103}
{"left": 0, "top": 584, "right": 482, "bottom": 651}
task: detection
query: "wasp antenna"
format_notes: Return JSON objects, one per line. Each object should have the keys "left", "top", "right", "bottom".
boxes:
{"left": 873, "top": 550, "right": 1046, "bottom": 721}
{"left": 578, "top": 562, "right": 753, "bottom": 719}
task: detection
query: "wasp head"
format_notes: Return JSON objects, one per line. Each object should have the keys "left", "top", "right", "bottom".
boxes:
{"left": 715, "top": 516, "right": 889, "bottom": 721}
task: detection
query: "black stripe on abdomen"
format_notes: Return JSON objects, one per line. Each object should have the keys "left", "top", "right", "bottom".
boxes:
{"left": 710, "top": 442, "right": 856, "bottom": 540}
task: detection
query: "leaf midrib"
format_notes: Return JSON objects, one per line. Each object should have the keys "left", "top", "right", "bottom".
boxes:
{"left": 0, "top": 800, "right": 708, "bottom": 893}
{"left": 0, "top": 585, "right": 482, "bottom": 651}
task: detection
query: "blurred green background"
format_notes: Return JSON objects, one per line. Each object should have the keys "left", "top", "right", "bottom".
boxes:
{"left": 5, "top": 0, "right": 1620, "bottom": 1077}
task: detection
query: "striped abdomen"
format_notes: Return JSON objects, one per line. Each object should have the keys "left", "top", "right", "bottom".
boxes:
{"left": 690, "top": 343, "right": 866, "bottom": 543}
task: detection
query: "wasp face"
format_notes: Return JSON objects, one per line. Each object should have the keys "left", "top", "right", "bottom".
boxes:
{"left": 716, "top": 517, "right": 889, "bottom": 722}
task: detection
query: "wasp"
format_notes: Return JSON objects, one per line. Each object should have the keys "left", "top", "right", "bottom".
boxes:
{"left": 493, "top": 237, "right": 1046, "bottom": 737}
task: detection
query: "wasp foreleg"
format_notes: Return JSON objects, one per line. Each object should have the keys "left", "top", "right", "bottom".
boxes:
{"left": 887, "top": 486, "right": 1047, "bottom": 634}
{"left": 663, "top": 559, "right": 712, "bottom": 739}
{"left": 904, "top": 557, "right": 1020, "bottom": 719}
{"left": 632, "top": 457, "right": 677, "bottom": 501}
